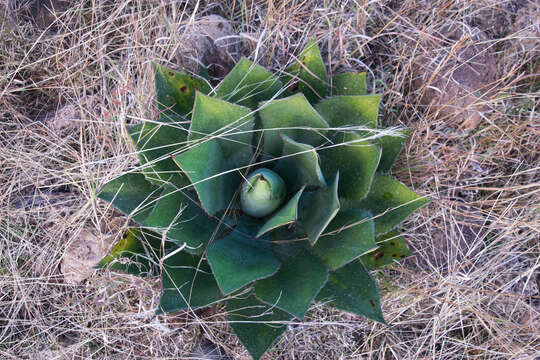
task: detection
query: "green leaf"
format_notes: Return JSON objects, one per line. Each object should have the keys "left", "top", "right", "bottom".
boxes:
{"left": 282, "top": 39, "right": 328, "bottom": 103}
{"left": 315, "top": 95, "right": 380, "bottom": 129}
{"left": 97, "top": 172, "right": 161, "bottom": 223}
{"left": 298, "top": 173, "right": 340, "bottom": 245}
{"left": 164, "top": 191, "right": 227, "bottom": 255}
{"left": 311, "top": 209, "right": 377, "bottom": 271}
{"left": 206, "top": 227, "right": 280, "bottom": 294}
{"left": 188, "top": 93, "right": 255, "bottom": 168}
{"left": 141, "top": 186, "right": 183, "bottom": 229}
{"left": 259, "top": 93, "right": 329, "bottom": 158}
{"left": 375, "top": 130, "right": 408, "bottom": 173}
{"left": 153, "top": 62, "right": 211, "bottom": 117}
{"left": 360, "top": 230, "right": 412, "bottom": 269}
{"left": 97, "top": 228, "right": 163, "bottom": 276}
{"left": 320, "top": 132, "right": 381, "bottom": 201}
{"left": 158, "top": 250, "right": 222, "bottom": 313}
{"left": 173, "top": 138, "right": 239, "bottom": 216}
{"left": 358, "top": 174, "right": 430, "bottom": 235}
{"left": 127, "top": 119, "right": 190, "bottom": 188}
{"left": 215, "top": 58, "right": 282, "bottom": 108}
{"left": 273, "top": 134, "right": 326, "bottom": 190}
{"left": 317, "top": 260, "right": 386, "bottom": 324}
{"left": 254, "top": 244, "right": 328, "bottom": 319}
{"left": 256, "top": 187, "right": 305, "bottom": 238}
{"left": 227, "top": 294, "right": 292, "bottom": 360}
{"left": 331, "top": 72, "right": 367, "bottom": 96}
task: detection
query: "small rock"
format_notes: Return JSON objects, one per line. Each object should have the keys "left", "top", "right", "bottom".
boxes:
{"left": 410, "top": 22, "right": 498, "bottom": 130}
{"left": 44, "top": 96, "right": 97, "bottom": 131}
{"left": 175, "top": 15, "right": 240, "bottom": 79}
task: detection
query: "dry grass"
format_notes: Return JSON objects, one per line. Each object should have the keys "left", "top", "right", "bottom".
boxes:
{"left": 1, "top": 0, "right": 538, "bottom": 359}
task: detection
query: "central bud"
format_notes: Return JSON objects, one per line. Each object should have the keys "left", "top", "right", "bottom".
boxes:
{"left": 240, "top": 168, "right": 286, "bottom": 218}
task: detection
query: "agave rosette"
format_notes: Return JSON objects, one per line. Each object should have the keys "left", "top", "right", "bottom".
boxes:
{"left": 97, "top": 40, "right": 429, "bottom": 359}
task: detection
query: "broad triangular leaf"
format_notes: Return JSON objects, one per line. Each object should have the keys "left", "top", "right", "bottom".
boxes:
{"left": 358, "top": 174, "right": 430, "bottom": 235}
{"left": 317, "top": 260, "right": 386, "bottom": 324}
{"left": 375, "top": 130, "right": 408, "bottom": 173}
{"left": 215, "top": 58, "right": 282, "bottom": 108}
{"left": 206, "top": 227, "right": 280, "bottom": 294}
{"left": 255, "top": 244, "right": 328, "bottom": 319}
{"left": 311, "top": 209, "right": 377, "bottom": 270}
{"left": 153, "top": 62, "right": 211, "bottom": 117}
{"left": 320, "top": 132, "right": 381, "bottom": 201}
{"left": 315, "top": 95, "right": 380, "bottom": 129}
{"left": 259, "top": 93, "right": 329, "bottom": 158}
{"left": 173, "top": 138, "right": 239, "bottom": 216}
{"left": 158, "top": 250, "right": 222, "bottom": 313}
{"left": 361, "top": 230, "right": 413, "bottom": 269}
{"left": 273, "top": 134, "right": 326, "bottom": 190}
{"left": 97, "top": 172, "right": 161, "bottom": 223}
{"left": 331, "top": 72, "right": 367, "bottom": 96}
{"left": 227, "top": 294, "right": 292, "bottom": 360}
{"left": 256, "top": 187, "right": 304, "bottom": 238}
{"left": 298, "top": 173, "right": 340, "bottom": 245}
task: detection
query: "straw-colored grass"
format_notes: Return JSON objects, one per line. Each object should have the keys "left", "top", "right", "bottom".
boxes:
{"left": 1, "top": 0, "right": 538, "bottom": 358}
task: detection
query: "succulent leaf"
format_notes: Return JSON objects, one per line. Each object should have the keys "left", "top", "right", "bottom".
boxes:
{"left": 216, "top": 58, "right": 282, "bottom": 108}
{"left": 153, "top": 62, "right": 211, "bottom": 117}
{"left": 315, "top": 95, "right": 380, "bottom": 128}
{"left": 127, "top": 119, "right": 190, "bottom": 188}
{"left": 97, "top": 172, "right": 161, "bottom": 223}
{"left": 206, "top": 227, "right": 280, "bottom": 294}
{"left": 273, "top": 134, "right": 326, "bottom": 190}
{"left": 358, "top": 174, "right": 430, "bottom": 235}
{"left": 317, "top": 260, "right": 386, "bottom": 324}
{"left": 320, "top": 132, "right": 381, "bottom": 201}
{"left": 375, "top": 130, "right": 408, "bottom": 173}
{"left": 311, "top": 209, "right": 377, "bottom": 271}
{"left": 173, "top": 138, "right": 239, "bottom": 216}
{"left": 360, "top": 230, "right": 413, "bottom": 269}
{"left": 282, "top": 38, "right": 328, "bottom": 103}
{"left": 331, "top": 72, "right": 367, "bottom": 96}
{"left": 240, "top": 168, "right": 287, "bottom": 218}
{"left": 254, "top": 244, "right": 328, "bottom": 319}
{"left": 158, "top": 250, "right": 222, "bottom": 313}
{"left": 298, "top": 172, "right": 340, "bottom": 245}
{"left": 256, "top": 187, "right": 305, "bottom": 238}
{"left": 259, "top": 93, "right": 329, "bottom": 158}
{"left": 227, "top": 295, "right": 292, "bottom": 360}
{"left": 188, "top": 93, "right": 254, "bottom": 167}
{"left": 97, "top": 228, "right": 163, "bottom": 275}
{"left": 141, "top": 186, "right": 183, "bottom": 229}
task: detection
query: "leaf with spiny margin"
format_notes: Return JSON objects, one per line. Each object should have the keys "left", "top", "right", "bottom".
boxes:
{"left": 215, "top": 58, "right": 282, "bottom": 108}
{"left": 298, "top": 173, "right": 340, "bottom": 245}
{"left": 97, "top": 172, "right": 161, "bottom": 223}
{"left": 206, "top": 226, "right": 280, "bottom": 295}
{"left": 311, "top": 209, "right": 377, "bottom": 271}
{"left": 153, "top": 62, "right": 211, "bottom": 117}
{"left": 254, "top": 243, "right": 328, "bottom": 319}
{"left": 375, "top": 129, "right": 408, "bottom": 173}
{"left": 331, "top": 72, "right": 367, "bottom": 96}
{"left": 97, "top": 228, "right": 163, "bottom": 276}
{"left": 128, "top": 120, "right": 190, "bottom": 188}
{"left": 158, "top": 250, "right": 222, "bottom": 314}
{"left": 281, "top": 39, "right": 328, "bottom": 104}
{"left": 315, "top": 95, "right": 380, "bottom": 129}
{"left": 358, "top": 174, "right": 430, "bottom": 235}
{"left": 273, "top": 134, "right": 326, "bottom": 190}
{"left": 320, "top": 132, "right": 381, "bottom": 201}
{"left": 259, "top": 93, "right": 329, "bottom": 158}
{"left": 256, "top": 187, "right": 305, "bottom": 238}
{"left": 360, "top": 230, "right": 412, "bottom": 269}
{"left": 227, "top": 294, "right": 292, "bottom": 360}
{"left": 173, "top": 138, "right": 239, "bottom": 216}
{"left": 188, "top": 93, "right": 255, "bottom": 168}
{"left": 317, "top": 260, "right": 386, "bottom": 324}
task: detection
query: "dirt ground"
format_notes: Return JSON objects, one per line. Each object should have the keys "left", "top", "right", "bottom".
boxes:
{"left": 1, "top": 0, "right": 538, "bottom": 359}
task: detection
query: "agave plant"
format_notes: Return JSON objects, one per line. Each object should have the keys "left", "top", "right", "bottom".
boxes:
{"left": 97, "top": 39, "right": 429, "bottom": 359}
